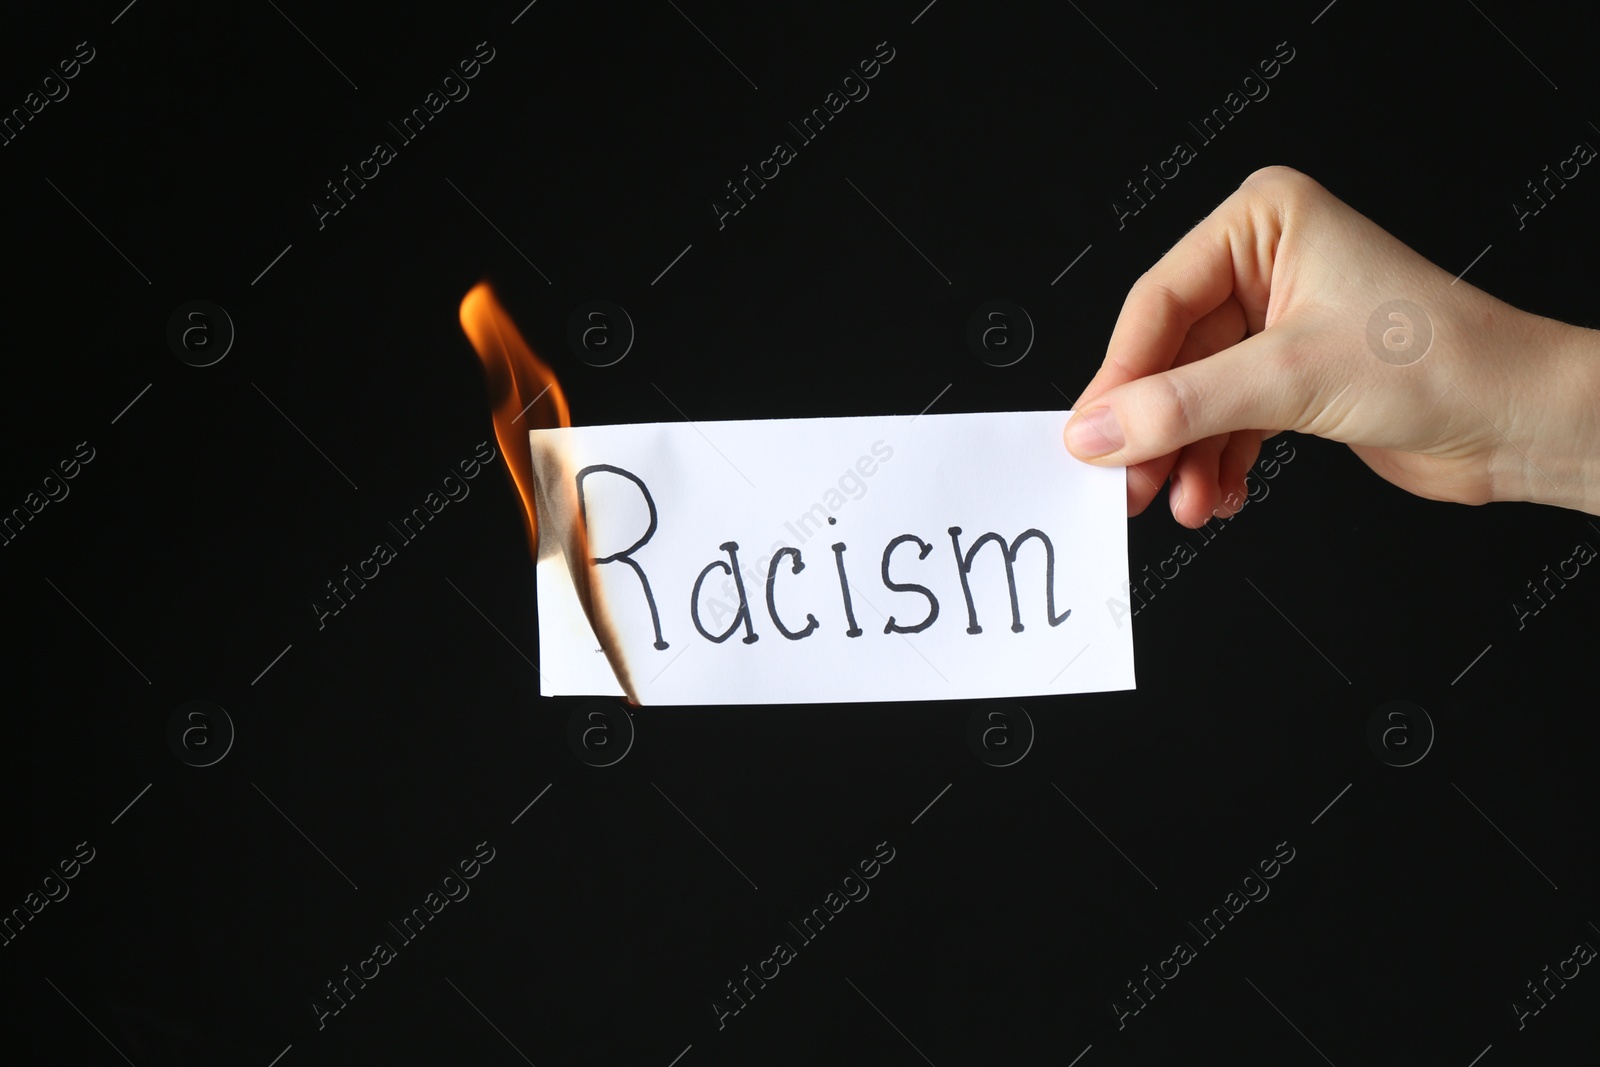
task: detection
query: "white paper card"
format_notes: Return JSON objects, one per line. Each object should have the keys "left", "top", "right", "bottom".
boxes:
{"left": 529, "top": 410, "right": 1134, "bottom": 705}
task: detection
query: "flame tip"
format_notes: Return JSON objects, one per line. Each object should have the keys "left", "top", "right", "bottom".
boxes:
{"left": 459, "top": 280, "right": 569, "bottom": 556}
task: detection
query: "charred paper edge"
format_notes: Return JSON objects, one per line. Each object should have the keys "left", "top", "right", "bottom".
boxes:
{"left": 529, "top": 431, "right": 641, "bottom": 704}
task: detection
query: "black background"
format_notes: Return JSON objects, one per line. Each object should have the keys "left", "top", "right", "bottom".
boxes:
{"left": 4, "top": 1, "right": 1600, "bottom": 1064}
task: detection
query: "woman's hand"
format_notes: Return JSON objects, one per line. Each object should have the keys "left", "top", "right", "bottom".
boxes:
{"left": 1064, "top": 165, "right": 1600, "bottom": 521}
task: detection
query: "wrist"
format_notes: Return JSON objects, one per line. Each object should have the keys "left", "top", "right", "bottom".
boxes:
{"left": 1514, "top": 314, "right": 1600, "bottom": 514}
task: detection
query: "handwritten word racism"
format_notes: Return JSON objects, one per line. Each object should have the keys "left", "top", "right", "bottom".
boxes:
{"left": 577, "top": 465, "right": 1073, "bottom": 649}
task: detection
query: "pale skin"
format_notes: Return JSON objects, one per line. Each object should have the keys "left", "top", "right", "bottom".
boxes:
{"left": 1064, "top": 165, "right": 1600, "bottom": 522}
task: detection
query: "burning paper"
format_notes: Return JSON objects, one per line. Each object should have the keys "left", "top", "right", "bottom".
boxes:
{"left": 529, "top": 410, "right": 1134, "bottom": 705}
{"left": 458, "top": 282, "right": 1132, "bottom": 706}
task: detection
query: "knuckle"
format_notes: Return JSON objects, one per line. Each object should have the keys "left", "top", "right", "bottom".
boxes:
{"left": 1133, "top": 276, "right": 1194, "bottom": 332}
{"left": 1146, "top": 372, "right": 1197, "bottom": 444}
{"left": 1267, "top": 332, "right": 1307, "bottom": 378}
{"left": 1242, "top": 165, "right": 1333, "bottom": 223}
{"left": 1243, "top": 164, "right": 1307, "bottom": 191}
{"left": 1266, "top": 336, "right": 1320, "bottom": 425}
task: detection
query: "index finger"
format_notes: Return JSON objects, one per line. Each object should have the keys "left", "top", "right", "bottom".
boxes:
{"left": 1075, "top": 168, "right": 1288, "bottom": 411}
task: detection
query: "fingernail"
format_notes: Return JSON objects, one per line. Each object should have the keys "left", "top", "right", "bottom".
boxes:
{"left": 1065, "top": 407, "right": 1124, "bottom": 458}
{"left": 1172, "top": 483, "right": 1185, "bottom": 518}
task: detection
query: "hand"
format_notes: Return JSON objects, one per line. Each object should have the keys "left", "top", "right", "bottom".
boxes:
{"left": 1063, "top": 165, "right": 1600, "bottom": 521}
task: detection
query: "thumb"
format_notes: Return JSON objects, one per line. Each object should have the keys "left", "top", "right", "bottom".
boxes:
{"left": 1063, "top": 329, "right": 1316, "bottom": 466}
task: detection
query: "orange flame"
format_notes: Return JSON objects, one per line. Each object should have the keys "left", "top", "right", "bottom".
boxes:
{"left": 459, "top": 282, "right": 568, "bottom": 556}
{"left": 459, "top": 281, "right": 638, "bottom": 702}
